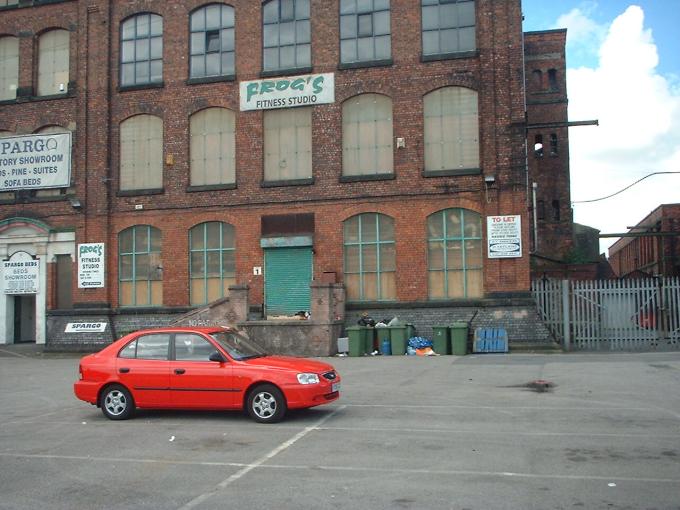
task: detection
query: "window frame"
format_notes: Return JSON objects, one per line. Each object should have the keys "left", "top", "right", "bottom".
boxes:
{"left": 119, "top": 114, "right": 164, "bottom": 193}
{"left": 261, "top": 0, "right": 312, "bottom": 76}
{"left": 189, "top": 221, "right": 236, "bottom": 306}
{"left": 119, "top": 13, "right": 163, "bottom": 89}
{"left": 421, "top": 0, "right": 476, "bottom": 61}
{"left": 37, "top": 29, "right": 70, "bottom": 97}
{"left": 0, "top": 36, "right": 19, "bottom": 101}
{"left": 118, "top": 225, "right": 163, "bottom": 307}
{"left": 188, "top": 4, "right": 236, "bottom": 83}
{"left": 189, "top": 107, "right": 236, "bottom": 189}
{"left": 263, "top": 106, "right": 313, "bottom": 185}
{"left": 339, "top": 0, "right": 392, "bottom": 67}
{"left": 427, "top": 208, "right": 483, "bottom": 300}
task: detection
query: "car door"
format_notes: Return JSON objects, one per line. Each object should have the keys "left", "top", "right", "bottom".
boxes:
{"left": 169, "top": 333, "right": 234, "bottom": 409}
{"left": 116, "top": 333, "right": 171, "bottom": 408}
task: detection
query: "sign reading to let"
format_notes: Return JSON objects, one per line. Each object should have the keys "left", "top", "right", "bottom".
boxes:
{"left": 3, "top": 251, "right": 39, "bottom": 295}
{"left": 240, "top": 73, "right": 335, "bottom": 111}
{"left": 487, "top": 215, "right": 522, "bottom": 259}
{"left": 0, "top": 132, "right": 72, "bottom": 192}
{"left": 78, "top": 243, "right": 105, "bottom": 288}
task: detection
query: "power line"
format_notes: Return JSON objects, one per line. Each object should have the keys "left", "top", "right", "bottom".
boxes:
{"left": 573, "top": 171, "right": 680, "bottom": 204}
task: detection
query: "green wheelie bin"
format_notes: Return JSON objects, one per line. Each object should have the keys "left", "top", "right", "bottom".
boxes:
{"left": 450, "top": 322, "right": 469, "bottom": 356}
{"left": 432, "top": 325, "right": 450, "bottom": 355}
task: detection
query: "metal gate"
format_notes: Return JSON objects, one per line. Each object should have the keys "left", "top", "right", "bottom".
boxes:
{"left": 532, "top": 277, "right": 680, "bottom": 351}
{"left": 264, "top": 247, "right": 313, "bottom": 317}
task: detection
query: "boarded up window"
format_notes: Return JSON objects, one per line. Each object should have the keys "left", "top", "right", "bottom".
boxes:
{"left": 189, "top": 222, "right": 236, "bottom": 305}
{"left": 264, "top": 107, "right": 312, "bottom": 181}
{"left": 34, "top": 125, "right": 73, "bottom": 198}
{"left": 424, "top": 86, "right": 479, "bottom": 171}
{"left": 343, "top": 94, "right": 393, "bottom": 176}
{"left": 120, "top": 114, "right": 163, "bottom": 191}
{"left": 119, "top": 225, "right": 163, "bottom": 307}
{"left": 190, "top": 108, "right": 235, "bottom": 186}
{"left": 0, "top": 131, "right": 15, "bottom": 201}
{"left": 38, "top": 30, "right": 69, "bottom": 96}
{"left": 427, "top": 208, "right": 482, "bottom": 299}
{"left": 55, "top": 254, "right": 73, "bottom": 309}
{"left": 0, "top": 36, "right": 18, "bottom": 101}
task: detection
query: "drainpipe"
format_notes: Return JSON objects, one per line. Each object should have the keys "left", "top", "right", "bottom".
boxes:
{"left": 532, "top": 182, "right": 539, "bottom": 252}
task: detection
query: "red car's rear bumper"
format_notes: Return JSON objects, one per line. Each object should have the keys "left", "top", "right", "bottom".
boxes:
{"left": 74, "top": 380, "right": 100, "bottom": 405}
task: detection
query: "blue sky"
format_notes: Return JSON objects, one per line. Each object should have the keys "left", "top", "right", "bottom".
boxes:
{"left": 521, "top": 1, "right": 680, "bottom": 252}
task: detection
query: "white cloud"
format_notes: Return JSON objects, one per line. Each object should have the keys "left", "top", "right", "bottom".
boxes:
{"left": 565, "top": 6, "right": 680, "bottom": 252}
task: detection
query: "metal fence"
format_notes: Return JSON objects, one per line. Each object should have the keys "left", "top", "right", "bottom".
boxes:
{"left": 531, "top": 277, "right": 680, "bottom": 351}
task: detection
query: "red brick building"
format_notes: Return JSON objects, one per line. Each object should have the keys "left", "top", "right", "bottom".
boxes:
{"left": 609, "top": 204, "right": 680, "bottom": 278}
{"left": 0, "top": 0, "right": 558, "bottom": 349}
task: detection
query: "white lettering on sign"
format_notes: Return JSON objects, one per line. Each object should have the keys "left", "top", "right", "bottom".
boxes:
{"left": 65, "top": 323, "right": 108, "bottom": 333}
{"left": 3, "top": 251, "right": 39, "bottom": 294}
{"left": 78, "top": 243, "right": 105, "bottom": 288}
{"left": 487, "top": 215, "right": 522, "bottom": 259}
{"left": 0, "top": 133, "right": 72, "bottom": 191}
{"left": 240, "top": 73, "right": 335, "bottom": 111}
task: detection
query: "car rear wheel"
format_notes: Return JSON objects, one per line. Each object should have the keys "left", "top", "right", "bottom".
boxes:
{"left": 100, "top": 384, "right": 135, "bottom": 420}
{"left": 247, "top": 384, "right": 286, "bottom": 423}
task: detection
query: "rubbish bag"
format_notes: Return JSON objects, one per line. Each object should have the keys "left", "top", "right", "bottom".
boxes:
{"left": 408, "top": 337, "right": 433, "bottom": 349}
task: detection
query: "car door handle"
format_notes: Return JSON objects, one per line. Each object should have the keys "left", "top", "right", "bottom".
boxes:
{"left": 174, "top": 369, "right": 186, "bottom": 375}
{"left": 119, "top": 368, "right": 130, "bottom": 374}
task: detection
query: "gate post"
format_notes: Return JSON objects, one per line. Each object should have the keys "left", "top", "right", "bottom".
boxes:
{"left": 562, "top": 279, "right": 571, "bottom": 351}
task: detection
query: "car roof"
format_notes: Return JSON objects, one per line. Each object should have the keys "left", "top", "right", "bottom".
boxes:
{"left": 130, "top": 326, "right": 238, "bottom": 335}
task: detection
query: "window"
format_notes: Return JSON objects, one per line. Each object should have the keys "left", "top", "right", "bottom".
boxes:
{"left": 120, "top": 13, "right": 163, "bottom": 87}
{"left": 534, "top": 134, "right": 543, "bottom": 157}
{"left": 342, "top": 94, "right": 393, "bottom": 177}
{"left": 423, "top": 86, "right": 479, "bottom": 172}
{"left": 189, "top": 221, "right": 236, "bottom": 305}
{"left": 264, "top": 107, "right": 312, "bottom": 182}
{"left": 175, "top": 334, "right": 216, "bottom": 361}
{"left": 37, "top": 30, "right": 69, "bottom": 96}
{"left": 0, "top": 0, "right": 19, "bottom": 6}
{"left": 427, "top": 208, "right": 482, "bottom": 299}
{"left": 549, "top": 133, "right": 558, "bottom": 156}
{"left": 190, "top": 4, "right": 235, "bottom": 79}
{"left": 340, "top": 0, "right": 390, "bottom": 64}
{"left": 537, "top": 200, "right": 545, "bottom": 221}
{"left": 0, "top": 131, "right": 13, "bottom": 201}
{"left": 190, "top": 107, "right": 235, "bottom": 186}
{"left": 343, "top": 213, "right": 396, "bottom": 301}
{"left": 548, "top": 68, "right": 558, "bottom": 90}
{"left": 119, "top": 334, "right": 170, "bottom": 359}
{"left": 119, "top": 225, "right": 163, "bottom": 306}
{"left": 262, "top": 0, "right": 311, "bottom": 72}
{"left": 422, "top": 0, "right": 475, "bottom": 57}
{"left": 120, "top": 114, "right": 163, "bottom": 191}
{"left": 531, "top": 69, "right": 542, "bottom": 90}
{"left": 0, "top": 36, "right": 18, "bottom": 101}
{"left": 32, "top": 125, "right": 72, "bottom": 198}
{"left": 552, "top": 200, "right": 560, "bottom": 221}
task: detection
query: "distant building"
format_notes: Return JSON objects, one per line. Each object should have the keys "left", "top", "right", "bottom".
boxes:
{"left": 609, "top": 204, "right": 680, "bottom": 278}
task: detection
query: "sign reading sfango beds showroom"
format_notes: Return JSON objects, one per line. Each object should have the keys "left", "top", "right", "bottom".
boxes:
{"left": 3, "top": 252, "right": 39, "bottom": 295}
{"left": 0, "top": 132, "right": 72, "bottom": 191}
{"left": 240, "top": 73, "right": 335, "bottom": 111}
{"left": 487, "top": 215, "right": 522, "bottom": 259}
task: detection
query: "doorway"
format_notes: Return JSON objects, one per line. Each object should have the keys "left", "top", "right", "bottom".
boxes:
{"left": 13, "top": 295, "right": 36, "bottom": 343}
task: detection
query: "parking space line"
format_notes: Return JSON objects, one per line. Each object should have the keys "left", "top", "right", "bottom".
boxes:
{"left": 178, "top": 405, "right": 346, "bottom": 510}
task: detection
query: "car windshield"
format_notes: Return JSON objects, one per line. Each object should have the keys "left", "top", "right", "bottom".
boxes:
{"left": 209, "top": 331, "right": 268, "bottom": 361}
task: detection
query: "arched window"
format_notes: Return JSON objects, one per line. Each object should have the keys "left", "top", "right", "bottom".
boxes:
{"left": 531, "top": 69, "right": 542, "bottom": 90}
{"left": 262, "top": 0, "right": 311, "bottom": 72}
{"left": 552, "top": 200, "right": 560, "bottom": 221}
{"left": 189, "top": 4, "right": 235, "bottom": 79}
{"left": 264, "top": 107, "right": 312, "bottom": 182}
{"left": 119, "top": 225, "right": 163, "bottom": 306}
{"left": 421, "top": 0, "right": 475, "bottom": 57}
{"left": 427, "top": 208, "right": 482, "bottom": 299}
{"left": 342, "top": 93, "right": 393, "bottom": 177}
{"left": 120, "top": 13, "right": 163, "bottom": 87}
{"left": 424, "top": 86, "right": 479, "bottom": 172}
{"left": 548, "top": 68, "right": 558, "bottom": 90}
{"left": 189, "top": 222, "right": 236, "bottom": 305}
{"left": 0, "top": 36, "right": 19, "bottom": 100}
{"left": 340, "top": 0, "right": 391, "bottom": 64}
{"left": 190, "top": 107, "right": 236, "bottom": 186}
{"left": 38, "top": 29, "right": 69, "bottom": 96}
{"left": 120, "top": 114, "right": 163, "bottom": 191}
{"left": 343, "top": 213, "right": 395, "bottom": 301}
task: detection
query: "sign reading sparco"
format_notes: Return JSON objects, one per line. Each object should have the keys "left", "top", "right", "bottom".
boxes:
{"left": 0, "top": 133, "right": 72, "bottom": 192}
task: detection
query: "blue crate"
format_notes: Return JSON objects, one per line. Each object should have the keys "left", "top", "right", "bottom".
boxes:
{"left": 473, "top": 328, "right": 509, "bottom": 353}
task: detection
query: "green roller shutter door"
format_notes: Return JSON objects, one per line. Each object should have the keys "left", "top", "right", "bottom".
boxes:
{"left": 264, "top": 247, "right": 312, "bottom": 316}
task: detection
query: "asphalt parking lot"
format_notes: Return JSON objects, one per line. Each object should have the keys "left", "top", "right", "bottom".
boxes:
{"left": 1, "top": 348, "right": 679, "bottom": 510}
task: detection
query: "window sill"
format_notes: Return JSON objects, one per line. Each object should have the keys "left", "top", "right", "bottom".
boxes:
{"left": 260, "top": 67, "right": 313, "bottom": 78}
{"left": 118, "top": 82, "right": 164, "bottom": 93}
{"left": 337, "top": 59, "right": 393, "bottom": 70}
{"left": 0, "top": 97, "right": 18, "bottom": 105}
{"left": 186, "top": 75, "right": 236, "bottom": 86}
{"left": 421, "top": 50, "right": 478, "bottom": 63}
{"left": 422, "top": 168, "right": 481, "bottom": 177}
{"left": 261, "top": 178, "right": 314, "bottom": 188}
{"left": 30, "top": 92, "right": 73, "bottom": 102}
{"left": 117, "top": 188, "right": 164, "bottom": 197}
{"left": 339, "top": 173, "right": 395, "bottom": 183}
{"left": 187, "top": 183, "right": 236, "bottom": 192}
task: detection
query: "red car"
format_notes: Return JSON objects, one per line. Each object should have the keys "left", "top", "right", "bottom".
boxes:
{"left": 74, "top": 326, "right": 341, "bottom": 423}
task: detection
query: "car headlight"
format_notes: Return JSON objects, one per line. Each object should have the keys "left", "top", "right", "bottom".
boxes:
{"left": 297, "top": 373, "right": 320, "bottom": 385}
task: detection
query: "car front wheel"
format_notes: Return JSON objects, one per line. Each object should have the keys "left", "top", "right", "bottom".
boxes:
{"left": 100, "top": 384, "right": 135, "bottom": 420}
{"left": 247, "top": 384, "right": 286, "bottom": 423}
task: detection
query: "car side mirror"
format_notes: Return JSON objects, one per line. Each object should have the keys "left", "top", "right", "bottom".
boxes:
{"left": 209, "top": 351, "right": 227, "bottom": 363}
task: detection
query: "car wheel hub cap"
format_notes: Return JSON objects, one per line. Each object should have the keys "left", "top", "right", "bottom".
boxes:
{"left": 254, "top": 393, "right": 275, "bottom": 418}
{"left": 106, "top": 391, "right": 126, "bottom": 415}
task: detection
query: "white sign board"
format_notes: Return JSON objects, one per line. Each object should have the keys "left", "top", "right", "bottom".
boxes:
{"left": 3, "top": 251, "right": 39, "bottom": 294}
{"left": 78, "top": 243, "right": 105, "bottom": 288}
{"left": 240, "top": 73, "right": 335, "bottom": 111}
{"left": 0, "top": 132, "right": 72, "bottom": 191}
{"left": 487, "top": 215, "right": 522, "bottom": 259}
{"left": 65, "top": 322, "right": 108, "bottom": 333}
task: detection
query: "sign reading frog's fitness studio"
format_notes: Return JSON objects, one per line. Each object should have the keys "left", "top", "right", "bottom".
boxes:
{"left": 0, "top": 132, "right": 72, "bottom": 192}
{"left": 240, "top": 73, "right": 335, "bottom": 111}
